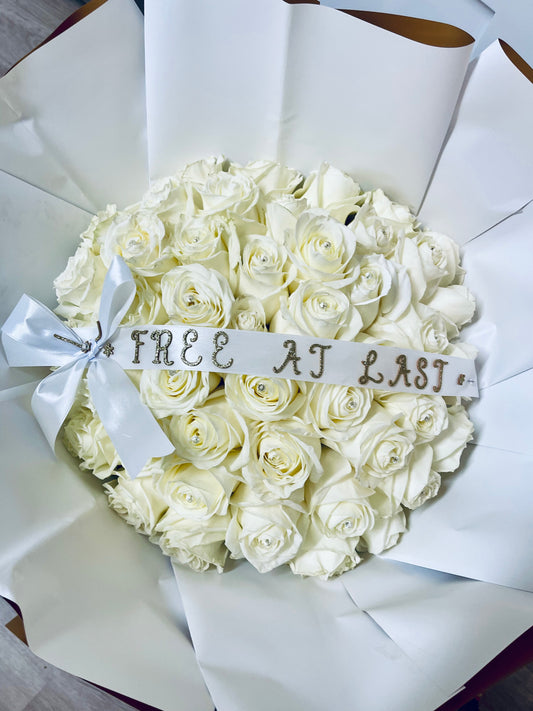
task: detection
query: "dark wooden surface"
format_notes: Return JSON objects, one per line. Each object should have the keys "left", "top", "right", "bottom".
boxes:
{"left": 0, "top": 1, "right": 532, "bottom": 710}
{"left": 0, "top": 596, "right": 143, "bottom": 711}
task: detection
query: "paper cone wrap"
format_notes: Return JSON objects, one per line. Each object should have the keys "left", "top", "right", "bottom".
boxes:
{"left": 1, "top": 1, "right": 532, "bottom": 710}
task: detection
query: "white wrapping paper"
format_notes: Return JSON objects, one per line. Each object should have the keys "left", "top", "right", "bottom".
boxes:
{"left": 0, "top": 0, "right": 147, "bottom": 212}
{"left": 1, "top": 1, "right": 533, "bottom": 710}
{"left": 419, "top": 40, "right": 533, "bottom": 241}
{"left": 145, "top": 0, "right": 473, "bottom": 209}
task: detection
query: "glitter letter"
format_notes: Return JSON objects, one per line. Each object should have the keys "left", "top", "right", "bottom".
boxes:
{"left": 273, "top": 339, "right": 302, "bottom": 377}
{"left": 131, "top": 329, "right": 148, "bottom": 364}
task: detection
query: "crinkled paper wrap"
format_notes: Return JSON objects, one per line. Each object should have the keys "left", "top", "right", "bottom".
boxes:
{"left": 0, "top": 1, "right": 532, "bottom": 710}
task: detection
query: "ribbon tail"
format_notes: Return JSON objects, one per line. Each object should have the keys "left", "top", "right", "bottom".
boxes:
{"left": 87, "top": 358, "right": 174, "bottom": 478}
{"left": 32, "top": 358, "right": 87, "bottom": 451}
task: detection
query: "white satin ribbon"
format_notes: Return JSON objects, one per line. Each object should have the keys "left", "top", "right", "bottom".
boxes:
{"left": 82, "top": 325, "right": 477, "bottom": 398}
{"left": 1, "top": 256, "right": 478, "bottom": 479}
{"left": 1, "top": 257, "right": 174, "bottom": 478}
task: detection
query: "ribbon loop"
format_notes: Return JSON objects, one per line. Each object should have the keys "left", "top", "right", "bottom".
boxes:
{"left": 1, "top": 256, "right": 174, "bottom": 478}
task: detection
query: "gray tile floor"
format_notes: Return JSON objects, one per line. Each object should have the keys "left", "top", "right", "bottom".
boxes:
{"left": 0, "top": 1, "right": 532, "bottom": 710}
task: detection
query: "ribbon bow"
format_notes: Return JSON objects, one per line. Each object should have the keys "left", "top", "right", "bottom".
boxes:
{"left": 1, "top": 256, "right": 174, "bottom": 478}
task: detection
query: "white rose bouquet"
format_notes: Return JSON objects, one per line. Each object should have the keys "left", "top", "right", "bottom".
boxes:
{"left": 52, "top": 157, "right": 476, "bottom": 579}
{"left": 3, "top": 1, "right": 533, "bottom": 710}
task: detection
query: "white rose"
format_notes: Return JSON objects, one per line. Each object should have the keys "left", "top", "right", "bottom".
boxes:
{"left": 226, "top": 487, "right": 303, "bottom": 573}
{"left": 69, "top": 374, "right": 93, "bottom": 413}
{"left": 155, "top": 509, "right": 230, "bottom": 572}
{"left": 361, "top": 510, "right": 406, "bottom": 554}
{"left": 420, "top": 310, "right": 455, "bottom": 353}
{"left": 378, "top": 393, "right": 449, "bottom": 443}
{"left": 99, "top": 209, "right": 175, "bottom": 276}
{"left": 79, "top": 204, "right": 119, "bottom": 251}
{"left": 153, "top": 455, "right": 236, "bottom": 520}
{"left": 365, "top": 305, "right": 457, "bottom": 353}
{"left": 423, "top": 285, "right": 476, "bottom": 329}
{"left": 242, "top": 420, "right": 322, "bottom": 500}
{"left": 122, "top": 274, "right": 168, "bottom": 327}
{"left": 54, "top": 241, "right": 106, "bottom": 325}
{"left": 236, "top": 235, "right": 294, "bottom": 321}
{"left": 224, "top": 374, "right": 304, "bottom": 421}
{"left": 350, "top": 254, "right": 402, "bottom": 328}
{"left": 370, "top": 443, "right": 434, "bottom": 514}
{"left": 140, "top": 175, "right": 197, "bottom": 220}
{"left": 105, "top": 473, "right": 167, "bottom": 535}
{"left": 307, "top": 448, "right": 375, "bottom": 539}
{"left": 298, "top": 382, "right": 373, "bottom": 442}
{"left": 393, "top": 235, "right": 427, "bottom": 303}
{"left": 370, "top": 189, "right": 416, "bottom": 228}
{"left": 289, "top": 518, "right": 361, "bottom": 579}
{"left": 178, "top": 155, "right": 225, "bottom": 184}
{"left": 170, "top": 213, "right": 240, "bottom": 282}
{"left": 408, "top": 469, "right": 441, "bottom": 510}
{"left": 431, "top": 404, "right": 474, "bottom": 472}
{"left": 271, "top": 281, "right": 363, "bottom": 340}
{"left": 229, "top": 295, "right": 266, "bottom": 331}
{"left": 337, "top": 404, "right": 416, "bottom": 481}
{"left": 168, "top": 390, "right": 248, "bottom": 471}
{"left": 161, "top": 263, "right": 234, "bottom": 327}
{"left": 350, "top": 254, "right": 393, "bottom": 306}
{"left": 350, "top": 189, "right": 416, "bottom": 258}
{"left": 416, "top": 230, "right": 462, "bottom": 294}
{"left": 199, "top": 169, "right": 259, "bottom": 217}
{"left": 265, "top": 196, "right": 310, "bottom": 244}
{"left": 364, "top": 306, "right": 424, "bottom": 350}
{"left": 286, "top": 210, "right": 357, "bottom": 286}
{"left": 140, "top": 369, "right": 220, "bottom": 418}
{"left": 235, "top": 159, "right": 303, "bottom": 198}
{"left": 295, "top": 162, "right": 362, "bottom": 223}
{"left": 63, "top": 406, "right": 120, "bottom": 479}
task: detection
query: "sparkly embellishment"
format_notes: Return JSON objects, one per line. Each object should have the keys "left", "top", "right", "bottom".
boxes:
{"left": 432, "top": 358, "right": 448, "bottom": 394}
{"left": 102, "top": 342, "right": 114, "bottom": 358}
{"left": 53, "top": 332, "right": 91, "bottom": 352}
{"left": 212, "top": 330, "right": 234, "bottom": 369}
{"left": 185, "top": 493, "right": 194, "bottom": 504}
{"left": 359, "top": 349, "right": 384, "bottom": 386}
{"left": 191, "top": 434, "right": 200, "bottom": 444}
{"left": 260, "top": 255, "right": 268, "bottom": 263}
{"left": 323, "top": 241, "right": 331, "bottom": 249}
{"left": 151, "top": 329, "right": 175, "bottom": 366}
{"left": 391, "top": 455, "right": 399, "bottom": 464}
{"left": 414, "top": 357, "right": 428, "bottom": 390}
{"left": 347, "top": 399, "right": 356, "bottom": 410}
{"left": 185, "top": 294, "right": 196, "bottom": 306}
{"left": 319, "top": 301, "right": 328, "bottom": 310}
{"left": 309, "top": 343, "right": 332, "bottom": 379}
{"left": 257, "top": 383, "right": 266, "bottom": 392}
{"left": 342, "top": 520, "right": 353, "bottom": 531}
{"left": 181, "top": 328, "right": 203, "bottom": 367}
{"left": 261, "top": 536, "right": 272, "bottom": 547}
{"left": 422, "top": 414, "right": 431, "bottom": 423}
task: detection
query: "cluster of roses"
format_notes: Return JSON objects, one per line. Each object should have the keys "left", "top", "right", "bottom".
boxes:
{"left": 57, "top": 157, "right": 475, "bottom": 578}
